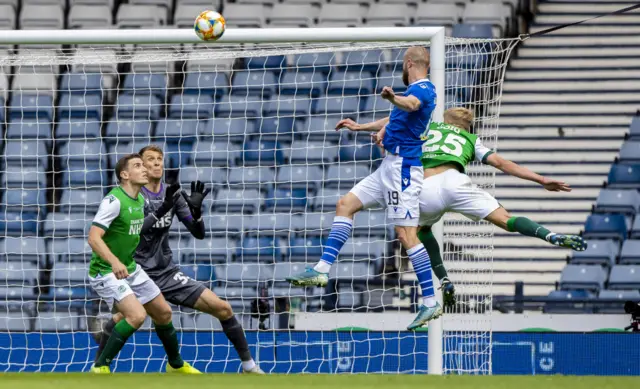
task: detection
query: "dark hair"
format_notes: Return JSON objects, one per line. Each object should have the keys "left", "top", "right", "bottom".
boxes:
{"left": 115, "top": 153, "right": 143, "bottom": 183}
{"left": 139, "top": 144, "right": 164, "bottom": 158}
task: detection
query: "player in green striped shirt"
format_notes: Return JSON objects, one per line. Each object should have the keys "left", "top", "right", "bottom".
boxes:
{"left": 88, "top": 154, "right": 200, "bottom": 374}
{"left": 377, "top": 107, "right": 586, "bottom": 308}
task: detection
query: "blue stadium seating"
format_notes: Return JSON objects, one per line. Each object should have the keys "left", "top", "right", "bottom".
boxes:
{"left": 594, "top": 189, "right": 640, "bottom": 215}
{"left": 559, "top": 264, "right": 608, "bottom": 292}
{"left": 0, "top": 211, "right": 39, "bottom": 237}
{"left": 215, "top": 263, "right": 274, "bottom": 287}
{"left": 583, "top": 214, "right": 627, "bottom": 241}
{"left": 179, "top": 166, "right": 228, "bottom": 188}
{"left": 122, "top": 73, "right": 167, "bottom": 100}
{"left": 620, "top": 240, "right": 640, "bottom": 265}
{"left": 56, "top": 119, "right": 101, "bottom": 140}
{"left": 353, "top": 210, "right": 388, "bottom": 237}
{"left": 343, "top": 50, "right": 384, "bottom": 73}
{"left": 264, "top": 188, "right": 308, "bottom": 212}
{"left": 2, "top": 170, "right": 46, "bottom": 189}
{"left": 59, "top": 140, "right": 106, "bottom": 165}
{"left": 244, "top": 213, "right": 299, "bottom": 237}
{"left": 330, "top": 262, "right": 373, "bottom": 283}
{"left": 0, "top": 259, "right": 39, "bottom": 286}
{"left": 116, "top": 94, "right": 162, "bottom": 120}
{"left": 375, "top": 71, "right": 404, "bottom": 94}
{"left": 607, "top": 164, "right": 640, "bottom": 189}
{"left": 301, "top": 117, "right": 343, "bottom": 142}
{"left": 35, "top": 312, "right": 82, "bottom": 332}
{"left": 325, "top": 163, "right": 372, "bottom": 189}
{"left": 362, "top": 95, "right": 393, "bottom": 119}
{"left": 0, "top": 237, "right": 46, "bottom": 265}
{"left": 236, "top": 236, "right": 282, "bottom": 262}
{"left": 52, "top": 262, "right": 88, "bottom": 284}
{"left": 291, "top": 52, "right": 336, "bottom": 73}
{"left": 3, "top": 188, "right": 46, "bottom": 213}
{"left": 241, "top": 140, "right": 285, "bottom": 167}
{"left": 276, "top": 165, "right": 324, "bottom": 192}
{"left": 618, "top": 140, "right": 640, "bottom": 163}
{"left": 43, "top": 213, "right": 89, "bottom": 238}
{"left": 570, "top": 239, "right": 618, "bottom": 267}
{"left": 58, "top": 93, "right": 102, "bottom": 120}
{"left": 205, "top": 214, "right": 246, "bottom": 236}
{"left": 4, "top": 140, "right": 48, "bottom": 167}
{"left": 213, "top": 188, "right": 261, "bottom": 214}
{"left": 446, "top": 70, "right": 475, "bottom": 101}
{"left": 452, "top": 23, "right": 494, "bottom": 39}
{"left": 628, "top": 116, "right": 640, "bottom": 139}
{"left": 6, "top": 121, "right": 51, "bottom": 140}
{"left": 9, "top": 93, "right": 54, "bottom": 121}
{"left": 193, "top": 140, "right": 241, "bottom": 167}
{"left": 227, "top": 166, "right": 276, "bottom": 190}
{"left": 59, "top": 189, "right": 103, "bottom": 213}
{"left": 339, "top": 141, "right": 382, "bottom": 162}
{"left": 279, "top": 72, "right": 325, "bottom": 97}
{"left": 179, "top": 263, "right": 213, "bottom": 285}
{"left": 183, "top": 72, "right": 229, "bottom": 99}
{"left": 231, "top": 71, "right": 278, "bottom": 98}
{"left": 62, "top": 163, "right": 106, "bottom": 187}
{"left": 245, "top": 55, "right": 286, "bottom": 70}
{"left": 327, "top": 71, "right": 374, "bottom": 96}
{"left": 49, "top": 238, "right": 91, "bottom": 263}
{"left": 180, "top": 237, "right": 232, "bottom": 263}
{"left": 258, "top": 117, "right": 298, "bottom": 143}
{"left": 630, "top": 216, "right": 640, "bottom": 239}
{"left": 108, "top": 140, "right": 153, "bottom": 167}
{"left": 314, "top": 95, "right": 360, "bottom": 115}
{"left": 200, "top": 118, "right": 258, "bottom": 141}
{"left": 288, "top": 237, "right": 323, "bottom": 262}
{"left": 215, "top": 95, "right": 263, "bottom": 119}
{"left": 544, "top": 290, "right": 594, "bottom": 314}
{"left": 169, "top": 94, "right": 214, "bottom": 119}
{"left": 105, "top": 120, "right": 153, "bottom": 143}
{"left": 313, "top": 187, "right": 342, "bottom": 212}
{"left": 608, "top": 265, "right": 640, "bottom": 289}
{"left": 341, "top": 238, "right": 386, "bottom": 261}
{"left": 60, "top": 73, "right": 104, "bottom": 96}
{"left": 155, "top": 119, "right": 199, "bottom": 142}
{"left": 263, "top": 95, "right": 312, "bottom": 118}
{"left": 287, "top": 140, "right": 340, "bottom": 163}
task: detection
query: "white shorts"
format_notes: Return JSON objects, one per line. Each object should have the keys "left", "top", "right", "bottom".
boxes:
{"left": 88, "top": 264, "right": 161, "bottom": 310}
{"left": 419, "top": 168, "right": 501, "bottom": 227}
{"left": 350, "top": 153, "right": 424, "bottom": 227}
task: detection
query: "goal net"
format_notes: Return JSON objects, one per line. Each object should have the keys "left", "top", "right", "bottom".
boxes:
{"left": 0, "top": 32, "right": 517, "bottom": 373}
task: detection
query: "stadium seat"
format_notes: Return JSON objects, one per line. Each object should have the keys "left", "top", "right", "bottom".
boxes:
{"left": 49, "top": 238, "right": 91, "bottom": 263}
{"left": 327, "top": 71, "right": 374, "bottom": 96}
{"left": 330, "top": 261, "right": 373, "bottom": 283}
{"left": 200, "top": 118, "right": 258, "bottom": 142}
{"left": 60, "top": 73, "right": 104, "bottom": 95}
{"left": 276, "top": 165, "right": 324, "bottom": 192}
{"left": 235, "top": 236, "right": 282, "bottom": 262}
{"left": 123, "top": 73, "right": 167, "bottom": 100}
{"left": 594, "top": 189, "right": 640, "bottom": 215}
{"left": 156, "top": 119, "right": 199, "bottom": 143}
{"left": 52, "top": 262, "right": 88, "bottom": 285}
{"left": 43, "top": 213, "right": 90, "bottom": 238}
{"left": 312, "top": 187, "right": 342, "bottom": 212}
{"left": 325, "top": 163, "right": 372, "bottom": 189}
{"left": 279, "top": 72, "right": 325, "bottom": 97}
{"left": 130, "top": 50, "right": 175, "bottom": 74}
{"left": 0, "top": 211, "right": 39, "bottom": 237}
{"left": 179, "top": 166, "right": 228, "bottom": 189}
{"left": 12, "top": 72, "right": 56, "bottom": 96}
{"left": 598, "top": 289, "right": 640, "bottom": 314}
{"left": 341, "top": 238, "right": 387, "bottom": 261}
{"left": 6, "top": 120, "right": 51, "bottom": 140}
{"left": 0, "top": 5, "right": 15, "bottom": 30}
{"left": 105, "top": 120, "right": 153, "bottom": 143}
{"left": 287, "top": 139, "right": 340, "bottom": 163}
{"left": 68, "top": 4, "right": 112, "bottom": 29}
{"left": 608, "top": 265, "right": 640, "bottom": 290}
{"left": 168, "top": 94, "right": 214, "bottom": 119}
{"left": 298, "top": 212, "right": 334, "bottom": 237}
{"left": 446, "top": 70, "right": 476, "bottom": 101}
{"left": 290, "top": 52, "right": 336, "bottom": 74}
{"left": 213, "top": 188, "right": 261, "bottom": 214}
{"left": 116, "top": 94, "right": 162, "bottom": 120}
{"left": 618, "top": 140, "right": 640, "bottom": 163}
{"left": 607, "top": 164, "right": 640, "bottom": 189}
{"left": 116, "top": 4, "right": 167, "bottom": 28}
{"left": 239, "top": 213, "right": 295, "bottom": 237}
{"left": 179, "top": 263, "right": 213, "bottom": 285}
{"left": 631, "top": 217, "right": 640, "bottom": 239}
{"left": 245, "top": 55, "right": 286, "bottom": 71}
{"left": 620, "top": 240, "right": 640, "bottom": 265}
{"left": 297, "top": 118, "right": 343, "bottom": 142}
{"left": 58, "top": 93, "right": 103, "bottom": 120}
{"left": 231, "top": 70, "right": 278, "bottom": 98}
{"left": 264, "top": 188, "right": 308, "bottom": 212}
{"left": 2, "top": 169, "right": 46, "bottom": 189}
{"left": 2, "top": 188, "right": 46, "bottom": 213}
{"left": 570, "top": 239, "right": 619, "bottom": 267}
{"left": 9, "top": 93, "right": 54, "bottom": 121}
{"left": 192, "top": 140, "right": 241, "bottom": 167}
{"left": 268, "top": 4, "right": 317, "bottom": 27}
{"left": 0, "top": 260, "right": 39, "bottom": 287}
{"left": 0, "top": 237, "right": 46, "bottom": 265}
{"left": 174, "top": 4, "right": 208, "bottom": 28}
{"left": 215, "top": 263, "right": 274, "bottom": 286}
{"left": 205, "top": 214, "right": 246, "bottom": 237}
{"left": 375, "top": 71, "right": 404, "bottom": 94}
{"left": 56, "top": 119, "right": 101, "bottom": 140}
{"left": 35, "top": 312, "right": 82, "bottom": 332}
{"left": 227, "top": 166, "right": 276, "bottom": 191}
{"left": 558, "top": 264, "right": 608, "bottom": 292}
{"left": 366, "top": 4, "right": 411, "bottom": 27}
{"left": 452, "top": 24, "right": 494, "bottom": 39}
{"left": 61, "top": 163, "right": 106, "bottom": 187}
{"left": 287, "top": 237, "right": 323, "bottom": 262}
{"left": 183, "top": 72, "right": 229, "bottom": 99}
{"left": 59, "top": 189, "right": 103, "bottom": 213}
{"left": 241, "top": 141, "right": 285, "bottom": 167}
{"left": 362, "top": 95, "right": 393, "bottom": 119}
{"left": 353, "top": 210, "right": 388, "bottom": 237}
{"left": 544, "top": 290, "right": 594, "bottom": 314}
{"left": 415, "top": 3, "right": 460, "bottom": 27}
{"left": 583, "top": 214, "right": 627, "bottom": 241}
{"left": 182, "top": 237, "right": 230, "bottom": 263}
{"left": 462, "top": 2, "right": 506, "bottom": 35}
{"left": 629, "top": 116, "right": 640, "bottom": 139}
{"left": 257, "top": 117, "right": 297, "bottom": 143}
{"left": 317, "top": 4, "right": 365, "bottom": 27}
{"left": 342, "top": 50, "right": 385, "bottom": 74}
{"left": 0, "top": 311, "right": 33, "bottom": 331}
{"left": 263, "top": 95, "right": 312, "bottom": 118}
{"left": 59, "top": 139, "right": 106, "bottom": 165}
{"left": 215, "top": 95, "right": 263, "bottom": 119}
{"left": 339, "top": 141, "right": 382, "bottom": 163}
{"left": 107, "top": 140, "right": 153, "bottom": 167}
{"left": 222, "top": 4, "right": 266, "bottom": 28}
{"left": 20, "top": 4, "right": 64, "bottom": 30}
{"left": 314, "top": 96, "right": 360, "bottom": 115}
{"left": 3, "top": 140, "right": 49, "bottom": 167}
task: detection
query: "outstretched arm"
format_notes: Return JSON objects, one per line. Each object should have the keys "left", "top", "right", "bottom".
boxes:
{"left": 177, "top": 181, "right": 210, "bottom": 240}
{"left": 335, "top": 117, "right": 389, "bottom": 133}
{"left": 381, "top": 86, "right": 421, "bottom": 112}
{"left": 486, "top": 153, "right": 571, "bottom": 192}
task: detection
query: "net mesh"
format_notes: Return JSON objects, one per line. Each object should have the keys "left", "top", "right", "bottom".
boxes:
{"left": 0, "top": 36, "right": 518, "bottom": 373}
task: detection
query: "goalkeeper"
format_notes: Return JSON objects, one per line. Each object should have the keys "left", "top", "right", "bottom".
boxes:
{"left": 88, "top": 154, "right": 200, "bottom": 374}
{"left": 387, "top": 107, "right": 587, "bottom": 307}
{"left": 94, "top": 145, "right": 263, "bottom": 374}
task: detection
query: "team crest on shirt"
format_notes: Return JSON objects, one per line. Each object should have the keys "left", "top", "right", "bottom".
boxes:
{"left": 118, "top": 285, "right": 126, "bottom": 293}
{"left": 107, "top": 195, "right": 116, "bottom": 204}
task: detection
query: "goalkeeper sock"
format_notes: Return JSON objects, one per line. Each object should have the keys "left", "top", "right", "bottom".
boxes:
{"left": 507, "top": 216, "right": 553, "bottom": 241}
{"left": 94, "top": 318, "right": 116, "bottom": 364}
{"left": 154, "top": 321, "right": 184, "bottom": 369}
{"left": 314, "top": 216, "right": 353, "bottom": 273}
{"left": 94, "top": 319, "right": 136, "bottom": 367}
{"left": 220, "top": 315, "right": 253, "bottom": 365}
{"left": 417, "top": 228, "right": 449, "bottom": 282}
{"left": 407, "top": 243, "right": 436, "bottom": 307}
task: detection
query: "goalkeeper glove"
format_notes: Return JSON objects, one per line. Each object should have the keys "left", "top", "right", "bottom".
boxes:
{"left": 181, "top": 180, "right": 211, "bottom": 221}
{"left": 154, "top": 183, "right": 181, "bottom": 219}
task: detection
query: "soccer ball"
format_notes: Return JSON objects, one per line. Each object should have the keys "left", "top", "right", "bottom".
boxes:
{"left": 194, "top": 10, "right": 226, "bottom": 41}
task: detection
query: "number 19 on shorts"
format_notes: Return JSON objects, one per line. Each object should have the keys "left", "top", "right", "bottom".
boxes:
{"left": 387, "top": 191, "right": 399, "bottom": 206}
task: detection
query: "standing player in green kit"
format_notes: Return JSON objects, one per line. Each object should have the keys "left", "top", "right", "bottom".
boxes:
{"left": 87, "top": 154, "right": 200, "bottom": 374}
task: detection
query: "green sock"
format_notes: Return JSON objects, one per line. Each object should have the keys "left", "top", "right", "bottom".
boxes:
{"left": 154, "top": 321, "right": 184, "bottom": 369}
{"left": 417, "top": 227, "right": 449, "bottom": 282}
{"left": 506, "top": 216, "right": 552, "bottom": 241}
{"left": 94, "top": 319, "right": 137, "bottom": 367}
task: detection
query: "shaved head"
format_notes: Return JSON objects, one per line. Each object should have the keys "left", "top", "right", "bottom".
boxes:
{"left": 402, "top": 46, "right": 430, "bottom": 86}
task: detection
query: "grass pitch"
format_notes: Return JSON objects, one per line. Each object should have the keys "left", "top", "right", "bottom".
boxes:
{"left": 0, "top": 374, "right": 633, "bottom": 389}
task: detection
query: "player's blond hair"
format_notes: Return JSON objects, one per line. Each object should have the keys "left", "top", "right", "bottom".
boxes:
{"left": 443, "top": 107, "right": 474, "bottom": 131}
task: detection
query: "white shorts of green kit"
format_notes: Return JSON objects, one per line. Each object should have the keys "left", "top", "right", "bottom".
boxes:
{"left": 418, "top": 168, "right": 501, "bottom": 227}
{"left": 89, "top": 264, "right": 161, "bottom": 310}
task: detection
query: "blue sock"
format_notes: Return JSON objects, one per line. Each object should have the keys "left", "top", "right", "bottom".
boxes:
{"left": 407, "top": 243, "right": 436, "bottom": 307}
{"left": 314, "top": 216, "right": 353, "bottom": 273}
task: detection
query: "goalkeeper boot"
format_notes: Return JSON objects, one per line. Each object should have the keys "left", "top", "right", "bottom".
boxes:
{"left": 166, "top": 361, "right": 202, "bottom": 374}
{"left": 407, "top": 302, "right": 443, "bottom": 331}
{"left": 243, "top": 365, "right": 266, "bottom": 374}
{"left": 440, "top": 280, "right": 456, "bottom": 309}
{"left": 549, "top": 234, "right": 587, "bottom": 251}
{"left": 286, "top": 267, "right": 328, "bottom": 287}
{"left": 90, "top": 365, "right": 111, "bottom": 374}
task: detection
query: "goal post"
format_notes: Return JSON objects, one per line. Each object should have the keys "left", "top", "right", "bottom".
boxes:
{"left": 0, "top": 27, "right": 517, "bottom": 374}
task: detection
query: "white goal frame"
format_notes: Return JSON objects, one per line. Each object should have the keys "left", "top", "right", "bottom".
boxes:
{"left": 0, "top": 26, "right": 447, "bottom": 375}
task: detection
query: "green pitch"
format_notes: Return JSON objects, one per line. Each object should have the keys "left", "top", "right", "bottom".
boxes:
{"left": 0, "top": 374, "right": 633, "bottom": 389}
